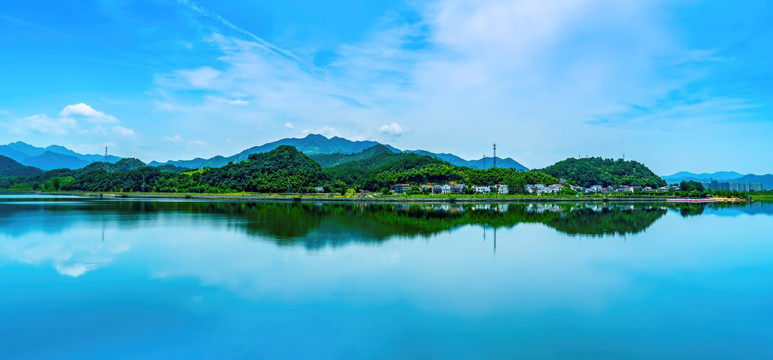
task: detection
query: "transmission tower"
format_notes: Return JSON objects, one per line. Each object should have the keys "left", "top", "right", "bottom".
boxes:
{"left": 493, "top": 143, "right": 497, "bottom": 168}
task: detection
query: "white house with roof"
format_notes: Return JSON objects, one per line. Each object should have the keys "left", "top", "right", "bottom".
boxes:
{"left": 474, "top": 186, "right": 490, "bottom": 193}
{"left": 434, "top": 184, "right": 452, "bottom": 194}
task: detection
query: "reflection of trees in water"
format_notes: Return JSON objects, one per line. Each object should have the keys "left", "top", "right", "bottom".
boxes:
{"left": 667, "top": 203, "right": 706, "bottom": 217}
{"left": 544, "top": 207, "right": 666, "bottom": 236}
{"left": 1, "top": 199, "right": 723, "bottom": 248}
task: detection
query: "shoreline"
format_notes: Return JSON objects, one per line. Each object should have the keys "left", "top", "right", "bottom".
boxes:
{"left": 28, "top": 191, "right": 748, "bottom": 204}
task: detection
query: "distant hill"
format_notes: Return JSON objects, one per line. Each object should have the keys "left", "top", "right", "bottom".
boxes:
{"left": 80, "top": 158, "right": 146, "bottom": 173}
{"left": 310, "top": 144, "right": 395, "bottom": 168}
{"left": 0, "top": 155, "right": 43, "bottom": 177}
{"left": 152, "top": 134, "right": 401, "bottom": 169}
{"left": 313, "top": 144, "right": 528, "bottom": 172}
{"left": 152, "top": 134, "right": 529, "bottom": 172}
{"left": 196, "top": 145, "right": 329, "bottom": 193}
{"left": 662, "top": 171, "right": 745, "bottom": 184}
{"left": 23, "top": 151, "right": 90, "bottom": 170}
{"left": 325, "top": 148, "right": 446, "bottom": 190}
{"left": 0, "top": 141, "right": 121, "bottom": 170}
{"left": 541, "top": 157, "right": 665, "bottom": 188}
{"left": 406, "top": 150, "right": 528, "bottom": 171}
{"left": 662, "top": 171, "right": 773, "bottom": 190}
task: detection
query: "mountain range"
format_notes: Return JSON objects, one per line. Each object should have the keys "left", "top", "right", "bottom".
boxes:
{"left": 0, "top": 155, "right": 43, "bottom": 177}
{"left": 405, "top": 150, "right": 527, "bottom": 171}
{"left": 662, "top": 171, "right": 773, "bottom": 190}
{"left": 0, "top": 141, "right": 121, "bottom": 171}
{"left": 151, "top": 134, "right": 528, "bottom": 171}
{"left": 148, "top": 134, "right": 400, "bottom": 169}
{"left": 7, "top": 137, "right": 770, "bottom": 187}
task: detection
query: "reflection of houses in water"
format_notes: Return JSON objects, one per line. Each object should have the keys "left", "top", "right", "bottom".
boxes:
{"left": 526, "top": 204, "right": 565, "bottom": 213}
{"left": 472, "top": 204, "right": 507, "bottom": 213}
{"left": 394, "top": 204, "right": 466, "bottom": 213}
{"left": 575, "top": 204, "right": 607, "bottom": 212}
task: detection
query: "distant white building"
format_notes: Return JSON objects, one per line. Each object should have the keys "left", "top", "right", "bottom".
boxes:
{"left": 394, "top": 184, "right": 411, "bottom": 194}
{"left": 451, "top": 184, "right": 466, "bottom": 193}
{"left": 434, "top": 184, "right": 452, "bottom": 194}
{"left": 473, "top": 186, "right": 490, "bottom": 193}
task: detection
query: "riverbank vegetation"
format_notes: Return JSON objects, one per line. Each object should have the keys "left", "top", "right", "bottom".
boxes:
{"left": 750, "top": 190, "right": 773, "bottom": 201}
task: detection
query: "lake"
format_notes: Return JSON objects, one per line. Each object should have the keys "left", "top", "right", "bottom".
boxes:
{"left": 1, "top": 195, "right": 772, "bottom": 359}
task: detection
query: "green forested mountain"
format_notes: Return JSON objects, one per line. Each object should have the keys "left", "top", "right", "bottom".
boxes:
{"left": 20, "top": 146, "right": 328, "bottom": 193}
{"left": 152, "top": 134, "right": 400, "bottom": 169}
{"left": 310, "top": 144, "right": 395, "bottom": 168}
{"left": 541, "top": 157, "right": 666, "bottom": 188}
{"left": 359, "top": 164, "right": 557, "bottom": 193}
{"left": 318, "top": 146, "right": 556, "bottom": 192}
{"left": 79, "top": 158, "right": 146, "bottom": 173}
{"left": 191, "top": 145, "right": 330, "bottom": 193}
{"left": 325, "top": 150, "right": 446, "bottom": 190}
{"left": 149, "top": 134, "right": 530, "bottom": 171}
{"left": 0, "top": 155, "right": 43, "bottom": 177}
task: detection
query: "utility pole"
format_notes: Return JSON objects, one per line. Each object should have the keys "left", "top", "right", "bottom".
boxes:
{"left": 483, "top": 154, "right": 486, "bottom": 169}
{"left": 493, "top": 143, "right": 497, "bottom": 168}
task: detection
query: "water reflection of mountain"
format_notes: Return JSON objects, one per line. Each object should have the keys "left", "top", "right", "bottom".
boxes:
{"left": 0, "top": 199, "right": 685, "bottom": 247}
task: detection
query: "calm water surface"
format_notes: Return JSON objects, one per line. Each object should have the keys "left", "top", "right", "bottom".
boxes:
{"left": 1, "top": 195, "right": 772, "bottom": 359}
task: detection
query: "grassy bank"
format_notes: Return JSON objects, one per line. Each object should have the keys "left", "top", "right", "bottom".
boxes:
{"left": 15, "top": 190, "right": 743, "bottom": 203}
{"left": 751, "top": 194, "right": 773, "bottom": 202}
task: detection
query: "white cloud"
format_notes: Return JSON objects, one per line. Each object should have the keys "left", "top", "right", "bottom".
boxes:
{"left": 164, "top": 134, "right": 184, "bottom": 143}
{"left": 2, "top": 102, "right": 139, "bottom": 158}
{"left": 378, "top": 122, "right": 405, "bottom": 135}
{"left": 284, "top": 122, "right": 294, "bottom": 129}
{"left": 55, "top": 263, "right": 95, "bottom": 278}
{"left": 155, "top": 101, "right": 177, "bottom": 111}
{"left": 228, "top": 99, "right": 249, "bottom": 106}
{"left": 171, "top": 66, "right": 221, "bottom": 88}
{"left": 177, "top": 0, "right": 306, "bottom": 63}
{"left": 188, "top": 140, "right": 208, "bottom": 146}
{"left": 112, "top": 126, "right": 135, "bottom": 136}
{"left": 60, "top": 103, "right": 118, "bottom": 123}
{"left": 14, "top": 114, "right": 78, "bottom": 134}
{"left": 77, "top": 124, "right": 108, "bottom": 136}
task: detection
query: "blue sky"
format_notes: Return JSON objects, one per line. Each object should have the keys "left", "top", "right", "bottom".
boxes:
{"left": 0, "top": 0, "right": 771, "bottom": 174}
